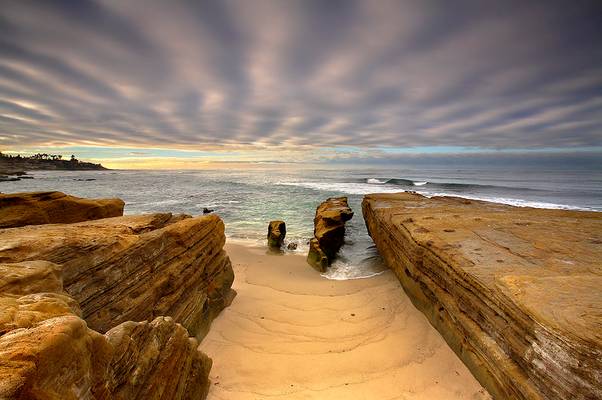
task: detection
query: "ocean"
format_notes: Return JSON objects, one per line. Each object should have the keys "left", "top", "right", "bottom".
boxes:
{"left": 2, "top": 165, "right": 601, "bottom": 280}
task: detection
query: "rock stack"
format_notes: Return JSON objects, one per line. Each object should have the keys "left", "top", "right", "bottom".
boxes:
{"left": 362, "top": 192, "right": 602, "bottom": 400}
{"left": 0, "top": 191, "right": 235, "bottom": 400}
{"left": 307, "top": 197, "right": 353, "bottom": 271}
{"left": 267, "top": 220, "right": 286, "bottom": 249}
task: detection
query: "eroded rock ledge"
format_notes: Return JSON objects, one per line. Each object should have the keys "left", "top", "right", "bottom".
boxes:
{"left": 362, "top": 192, "right": 601, "bottom": 400}
{"left": 307, "top": 197, "right": 353, "bottom": 271}
{"left": 0, "top": 212, "right": 235, "bottom": 338}
{"left": 0, "top": 191, "right": 124, "bottom": 228}
{"left": 0, "top": 193, "right": 235, "bottom": 399}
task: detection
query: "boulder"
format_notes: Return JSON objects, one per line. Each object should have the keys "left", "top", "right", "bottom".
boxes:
{"left": 0, "top": 260, "right": 112, "bottom": 399}
{"left": 0, "top": 315, "right": 113, "bottom": 400}
{"left": 307, "top": 238, "right": 329, "bottom": 271}
{"left": 0, "top": 213, "right": 235, "bottom": 339}
{"left": 267, "top": 220, "right": 286, "bottom": 248}
{"left": 362, "top": 192, "right": 602, "bottom": 400}
{"left": 0, "top": 191, "right": 124, "bottom": 228}
{"left": 307, "top": 197, "right": 353, "bottom": 271}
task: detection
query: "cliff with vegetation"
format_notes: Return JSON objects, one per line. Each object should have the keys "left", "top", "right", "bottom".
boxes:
{"left": 0, "top": 192, "right": 234, "bottom": 399}
{"left": 362, "top": 192, "right": 602, "bottom": 400}
{"left": 0, "top": 152, "right": 106, "bottom": 179}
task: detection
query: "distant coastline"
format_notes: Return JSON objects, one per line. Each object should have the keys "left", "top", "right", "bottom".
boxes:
{"left": 0, "top": 152, "right": 106, "bottom": 181}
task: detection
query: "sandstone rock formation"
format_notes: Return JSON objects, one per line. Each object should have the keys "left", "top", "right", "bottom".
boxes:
{"left": 0, "top": 213, "right": 235, "bottom": 339}
{"left": 0, "top": 261, "right": 82, "bottom": 335}
{"left": 267, "top": 220, "right": 286, "bottom": 248}
{"left": 0, "top": 203, "right": 233, "bottom": 399}
{"left": 307, "top": 239, "right": 329, "bottom": 271}
{"left": 307, "top": 197, "right": 353, "bottom": 271}
{"left": 0, "top": 272, "right": 211, "bottom": 400}
{"left": 362, "top": 192, "right": 602, "bottom": 400}
{"left": 106, "top": 316, "right": 212, "bottom": 400}
{"left": 0, "top": 314, "right": 113, "bottom": 400}
{"left": 0, "top": 191, "right": 124, "bottom": 228}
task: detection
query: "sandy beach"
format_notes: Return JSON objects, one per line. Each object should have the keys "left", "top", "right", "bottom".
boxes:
{"left": 199, "top": 243, "right": 490, "bottom": 400}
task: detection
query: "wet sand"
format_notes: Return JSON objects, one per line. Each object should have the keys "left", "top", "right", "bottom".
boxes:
{"left": 199, "top": 243, "right": 490, "bottom": 400}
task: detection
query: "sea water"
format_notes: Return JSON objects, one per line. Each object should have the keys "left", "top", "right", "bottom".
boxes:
{"left": 2, "top": 165, "right": 600, "bottom": 280}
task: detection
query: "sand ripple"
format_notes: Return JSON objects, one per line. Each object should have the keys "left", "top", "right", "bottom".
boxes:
{"left": 199, "top": 244, "right": 490, "bottom": 400}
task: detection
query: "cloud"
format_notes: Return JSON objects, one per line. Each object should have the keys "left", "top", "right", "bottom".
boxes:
{"left": 0, "top": 0, "right": 601, "bottom": 155}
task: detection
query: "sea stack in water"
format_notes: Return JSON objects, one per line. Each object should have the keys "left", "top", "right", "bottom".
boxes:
{"left": 267, "top": 220, "right": 286, "bottom": 248}
{"left": 0, "top": 191, "right": 124, "bottom": 228}
{"left": 307, "top": 197, "right": 353, "bottom": 271}
{"left": 362, "top": 192, "right": 602, "bottom": 400}
{"left": 0, "top": 192, "right": 234, "bottom": 400}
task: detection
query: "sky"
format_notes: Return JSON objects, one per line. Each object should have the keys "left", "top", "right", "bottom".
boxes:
{"left": 0, "top": 0, "right": 601, "bottom": 168}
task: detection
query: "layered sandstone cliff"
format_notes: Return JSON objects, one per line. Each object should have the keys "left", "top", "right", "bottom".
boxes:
{"left": 0, "top": 193, "right": 235, "bottom": 399}
{"left": 0, "top": 191, "right": 124, "bottom": 228}
{"left": 307, "top": 197, "right": 353, "bottom": 271}
{"left": 362, "top": 193, "right": 601, "bottom": 400}
{"left": 0, "top": 212, "right": 235, "bottom": 338}
{"left": 106, "top": 317, "right": 212, "bottom": 399}
{"left": 0, "top": 260, "right": 212, "bottom": 399}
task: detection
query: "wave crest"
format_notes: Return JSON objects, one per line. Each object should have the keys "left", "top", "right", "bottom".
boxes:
{"left": 366, "top": 178, "right": 388, "bottom": 184}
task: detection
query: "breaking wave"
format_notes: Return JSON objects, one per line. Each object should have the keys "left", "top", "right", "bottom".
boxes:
{"left": 361, "top": 177, "right": 540, "bottom": 192}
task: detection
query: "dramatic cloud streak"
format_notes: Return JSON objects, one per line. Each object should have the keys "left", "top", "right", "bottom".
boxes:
{"left": 1, "top": 0, "right": 601, "bottom": 157}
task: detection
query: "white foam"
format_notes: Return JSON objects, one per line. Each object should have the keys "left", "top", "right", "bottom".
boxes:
{"left": 367, "top": 178, "right": 387, "bottom": 184}
{"left": 276, "top": 181, "right": 595, "bottom": 211}
{"left": 321, "top": 258, "right": 387, "bottom": 280}
{"left": 277, "top": 181, "right": 405, "bottom": 195}
{"left": 417, "top": 191, "right": 593, "bottom": 211}
{"left": 141, "top": 198, "right": 185, "bottom": 207}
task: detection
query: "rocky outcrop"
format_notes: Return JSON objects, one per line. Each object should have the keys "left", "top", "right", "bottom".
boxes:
{"left": 106, "top": 317, "right": 212, "bottom": 399}
{"left": 0, "top": 213, "right": 235, "bottom": 339}
{"left": 0, "top": 176, "right": 21, "bottom": 182}
{"left": 0, "top": 191, "right": 124, "bottom": 228}
{"left": 0, "top": 261, "right": 82, "bottom": 335}
{"left": 0, "top": 314, "right": 113, "bottom": 400}
{"left": 0, "top": 207, "right": 231, "bottom": 399}
{"left": 307, "top": 239, "right": 329, "bottom": 271}
{"left": 307, "top": 197, "right": 353, "bottom": 271}
{"left": 267, "top": 220, "right": 286, "bottom": 248}
{"left": 0, "top": 260, "right": 212, "bottom": 399}
{"left": 362, "top": 192, "right": 602, "bottom": 400}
